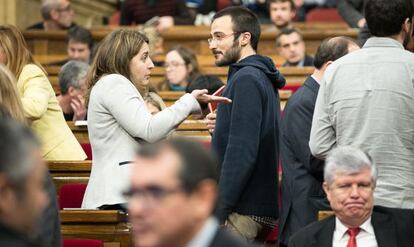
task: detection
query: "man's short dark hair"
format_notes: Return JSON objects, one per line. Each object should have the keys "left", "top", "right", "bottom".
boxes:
{"left": 268, "top": 0, "right": 296, "bottom": 11}
{"left": 212, "top": 6, "right": 261, "bottom": 51}
{"left": 313, "top": 36, "right": 359, "bottom": 69}
{"left": 0, "top": 110, "right": 40, "bottom": 198}
{"left": 136, "top": 138, "right": 218, "bottom": 193}
{"left": 365, "top": 0, "right": 413, "bottom": 37}
{"left": 275, "top": 27, "right": 303, "bottom": 47}
{"left": 67, "top": 26, "right": 94, "bottom": 49}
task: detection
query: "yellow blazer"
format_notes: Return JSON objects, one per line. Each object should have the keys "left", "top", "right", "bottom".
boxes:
{"left": 17, "top": 64, "right": 86, "bottom": 160}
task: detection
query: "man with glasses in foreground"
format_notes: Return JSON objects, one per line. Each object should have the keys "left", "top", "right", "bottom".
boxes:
{"left": 208, "top": 6, "right": 286, "bottom": 242}
{"left": 126, "top": 138, "right": 254, "bottom": 247}
{"left": 289, "top": 146, "right": 414, "bottom": 247}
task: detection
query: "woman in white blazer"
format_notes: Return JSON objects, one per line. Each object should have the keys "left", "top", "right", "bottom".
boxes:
{"left": 81, "top": 30, "right": 229, "bottom": 210}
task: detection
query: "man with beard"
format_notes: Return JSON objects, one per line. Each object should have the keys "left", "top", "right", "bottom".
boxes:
{"left": 310, "top": 0, "right": 414, "bottom": 209}
{"left": 208, "top": 6, "right": 286, "bottom": 242}
{"left": 268, "top": 0, "right": 296, "bottom": 30}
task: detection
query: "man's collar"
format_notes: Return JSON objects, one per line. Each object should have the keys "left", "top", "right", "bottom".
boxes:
{"left": 363, "top": 37, "right": 404, "bottom": 49}
{"left": 186, "top": 217, "right": 219, "bottom": 247}
{"left": 335, "top": 216, "right": 374, "bottom": 239}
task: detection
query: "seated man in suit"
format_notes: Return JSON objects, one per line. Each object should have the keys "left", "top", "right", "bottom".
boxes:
{"left": 57, "top": 60, "right": 89, "bottom": 121}
{"left": 289, "top": 146, "right": 414, "bottom": 247}
{"left": 126, "top": 138, "right": 255, "bottom": 247}
{"left": 27, "top": 0, "right": 75, "bottom": 30}
{"left": 49, "top": 26, "right": 94, "bottom": 66}
{"left": 276, "top": 28, "right": 314, "bottom": 67}
{"left": 0, "top": 112, "right": 50, "bottom": 246}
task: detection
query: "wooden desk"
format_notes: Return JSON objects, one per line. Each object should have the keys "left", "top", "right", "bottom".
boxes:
{"left": 318, "top": 210, "right": 335, "bottom": 220}
{"left": 24, "top": 26, "right": 358, "bottom": 56}
{"left": 45, "top": 65, "right": 312, "bottom": 96}
{"left": 61, "top": 210, "right": 131, "bottom": 247}
{"left": 66, "top": 120, "right": 212, "bottom": 144}
{"left": 48, "top": 160, "right": 91, "bottom": 192}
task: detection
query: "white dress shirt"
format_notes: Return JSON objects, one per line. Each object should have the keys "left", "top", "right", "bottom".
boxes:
{"left": 186, "top": 217, "right": 219, "bottom": 247}
{"left": 333, "top": 217, "right": 378, "bottom": 247}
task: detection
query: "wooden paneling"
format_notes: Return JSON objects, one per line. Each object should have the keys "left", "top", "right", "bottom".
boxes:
{"left": 60, "top": 210, "right": 131, "bottom": 247}
{"left": 45, "top": 65, "right": 313, "bottom": 96}
{"left": 24, "top": 25, "right": 358, "bottom": 56}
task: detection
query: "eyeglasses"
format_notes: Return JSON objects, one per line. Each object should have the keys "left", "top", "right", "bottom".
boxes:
{"left": 208, "top": 32, "right": 239, "bottom": 45}
{"left": 164, "top": 62, "right": 186, "bottom": 68}
{"left": 123, "top": 185, "right": 184, "bottom": 206}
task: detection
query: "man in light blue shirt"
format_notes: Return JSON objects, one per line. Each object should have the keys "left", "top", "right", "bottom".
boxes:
{"left": 310, "top": 0, "right": 414, "bottom": 209}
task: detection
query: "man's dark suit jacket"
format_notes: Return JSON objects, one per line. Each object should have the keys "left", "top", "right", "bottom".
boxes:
{"left": 0, "top": 221, "right": 42, "bottom": 247}
{"left": 289, "top": 206, "right": 414, "bottom": 247}
{"left": 279, "top": 76, "right": 329, "bottom": 245}
{"left": 210, "top": 228, "right": 257, "bottom": 247}
{"left": 337, "top": 0, "right": 366, "bottom": 28}
{"left": 282, "top": 55, "right": 314, "bottom": 67}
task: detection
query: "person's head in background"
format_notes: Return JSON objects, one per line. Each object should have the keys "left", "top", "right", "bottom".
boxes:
{"left": 164, "top": 46, "right": 200, "bottom": 91}
{"left": 186, "top": 75, "right": 224, "bottom": 117}
{"left": 138, "top": 26, "right": 164, "bottom": 66}
{"left": 323, "top": 146, "right": 376, "bottom": 228}
{"left": 312, "top": 36, "right": 360, "bottom": 81}
{"left": 144, "top": 91, "right": 166, "bottom": 115}
{"left": 67, "top": 26, "right": 93, "bottom": 64}
{"left": 268, "top": 0, "right": 296, "bottom": 30}
{"left": 0, "top": 65, "right": 26, "bottom": 124}
{"left": 0, "top": 25, "right": 43, "bottom": 80}
{"left": 40, "top": 0, "right": 74, "bottom": 30}
{"left": 276, "top": 28, "right": 308, "bottom": 67}
{"left": 86, "top": 29, "right": 154, "bottom": 104}
{"left": 0, "top": 112, "right": 49, "bottom": 235}
{"left": 57, "top": 60, "right": 89, "bottom": 121}
{"left": 127, "top": 138, "right": 218, "bottom": 247}
{"left": 364, "top": 0, "right": 413, "bottom": 48}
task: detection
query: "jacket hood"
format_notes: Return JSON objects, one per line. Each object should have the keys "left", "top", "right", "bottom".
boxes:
{"left": 230, "top": 54, "right": 286, "bottom": 89}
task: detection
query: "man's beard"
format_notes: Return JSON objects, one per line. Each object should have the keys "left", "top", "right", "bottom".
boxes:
{"left": 214, "top": 42, "right": 242, "bottom": 67}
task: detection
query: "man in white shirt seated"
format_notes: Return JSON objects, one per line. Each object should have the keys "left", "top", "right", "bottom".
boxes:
{"left": 289, "top": 146, "right": 414, "bottom": 247}
{"left": 125, "top": 138, "right": 256, "bottom": 247}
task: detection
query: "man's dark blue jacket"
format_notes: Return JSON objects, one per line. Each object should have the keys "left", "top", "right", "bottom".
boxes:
{"left": 212, "top": 54, "right": 286, "bottom": 223}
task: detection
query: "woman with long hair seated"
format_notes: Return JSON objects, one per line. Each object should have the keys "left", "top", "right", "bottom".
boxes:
{"left": 159, "top": 46, "right": 201, "bottom": 91}
{"left": 0, "top": 25, "right": 86, "bottom": 161}
{"left": 82, "top": 29, "right": 229, "bottom": 210}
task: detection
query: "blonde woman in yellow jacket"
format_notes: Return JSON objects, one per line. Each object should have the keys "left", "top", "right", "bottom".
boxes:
{"left": 0, "top": 25, "right": 86, "bottom": 160}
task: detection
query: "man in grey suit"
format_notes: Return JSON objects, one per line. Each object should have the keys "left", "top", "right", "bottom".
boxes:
{"left": 289, "top": 146, "right": 414, "bottom": 247}
{"left": 279, "top": 36, "right": 360, "bottom": 247}
{"left": 310, "top": 0, "right": 414, "bottom": 209}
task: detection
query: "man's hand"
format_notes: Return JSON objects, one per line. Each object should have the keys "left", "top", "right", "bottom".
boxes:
{"left": 205, "top": 111, "right": 216, "bottom": 134}
{"left": 70, "top": 94, "right": 87, "bottom": 121}
{"left": 357, "top": 18, "right": 366, "bottom": 28}
{"left": 191, "top": 89, "right": 232, "bottom": 105}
